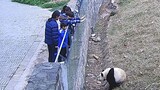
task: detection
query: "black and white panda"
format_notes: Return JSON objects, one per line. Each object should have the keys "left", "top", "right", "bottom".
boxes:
{"left": 99, "top": 68, "right": 126, "bottom": 90}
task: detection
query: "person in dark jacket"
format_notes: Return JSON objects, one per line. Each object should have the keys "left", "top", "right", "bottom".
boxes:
{"left": 45, "top": 10, "right": 60, "bottom": 62}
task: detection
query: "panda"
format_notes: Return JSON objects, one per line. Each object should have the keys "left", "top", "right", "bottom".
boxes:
{"left": 99, "top": 68, "right": 126, "bottom": 90}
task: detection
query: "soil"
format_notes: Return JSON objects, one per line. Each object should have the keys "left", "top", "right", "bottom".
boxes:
{"left": 85, "top": 0, "right": 160, "bottom": 90}
{"left": 85, "top": 1, "right": 115, "bottom": 90}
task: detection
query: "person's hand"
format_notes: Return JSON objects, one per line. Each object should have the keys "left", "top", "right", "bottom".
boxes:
{"left": 80, "top": 15, "right": 86, "bottom": 22}
{"left": 74, "top": 9, "right": 79, "bottom": 13}
{"left": 80, "top": 15, "right": 86, "bottom": 20}
{"left": 55, "top": 46, "right": 58, "bottom": 48}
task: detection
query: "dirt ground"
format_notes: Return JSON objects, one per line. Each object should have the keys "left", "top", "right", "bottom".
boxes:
{"left": 85, "top": 1, "right": 117, "bottom": 90}
{"left": 85, "top": 0, "right": 160, "bottom": 90}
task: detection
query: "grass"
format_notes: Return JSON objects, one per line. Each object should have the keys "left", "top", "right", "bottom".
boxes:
{"left": 41, "top": 1, "right": 68, "bottom": 8}
{"left": 12, "top": 0, "right": 50, "bottom": 5}
{"left": 41, "top": 1, "right": 69, "bottom": 11}
{"left": 86, "top": 0, "right": 160, "bottom": 89}
{"left": 119, "top": 0, "right": 133, "bottom": 6}
{"left": 12, "top": 0, "right": 69, "bottom": 9}
{"left": 105, "top": 0, "right": 160, "bottom": 89}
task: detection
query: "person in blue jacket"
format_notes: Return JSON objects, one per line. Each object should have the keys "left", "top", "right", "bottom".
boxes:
{"left": 45, "top": 10, "right": 60, "bottom": 62}
{"left": 58, "top": 22, "right": 70, "bottom": 62}
{"left": 59, "top": 6, "right": 86, "bottom": 25}
{"left": 60, "top": 11, "right": 81, "bottom": 25}
{"left": 60, "top": 5, "right": 72, "bottom": 20}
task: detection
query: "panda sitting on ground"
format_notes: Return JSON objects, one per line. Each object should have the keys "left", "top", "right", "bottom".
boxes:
{"left": 99, "top": 68, "right": 126, "bottom": 90}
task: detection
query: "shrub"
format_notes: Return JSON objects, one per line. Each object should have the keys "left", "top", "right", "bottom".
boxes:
{"left": 41, "top": 0, "right": 68, "bottom": 8}
{"left": 12, "top": 0, "right": 69, "bottom": 8}
{"left": 119, "top": 0, "right": 133, "bottom": 6}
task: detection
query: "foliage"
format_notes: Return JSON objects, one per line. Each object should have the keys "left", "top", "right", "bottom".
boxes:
{"left": 12, "top": 0, "right": 49, "bottom": 5}
{"left": 119, "top": 0, "right": 133, "bottom": 6}
{"left": 12, "top": 0, "right": 69, "bottom": 8}
{"left": 41, "top": 0, "right": 68, "bottom": 8}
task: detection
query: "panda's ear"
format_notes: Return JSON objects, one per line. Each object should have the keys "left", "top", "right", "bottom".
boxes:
{"left": 102, "top": 69, "right": 104, "bottom": 72}
{"left": 101, "top": 73, "right": 104, "bottom": 77}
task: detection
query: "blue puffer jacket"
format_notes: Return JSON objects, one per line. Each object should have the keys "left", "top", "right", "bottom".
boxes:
{"left": 58, "top": 29, "right": 70, "bottom": 48}
{"left": 45, "top": 18, "right": 59, "bottom": 45}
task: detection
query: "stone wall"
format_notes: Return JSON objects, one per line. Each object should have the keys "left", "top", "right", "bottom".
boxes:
{"left": 25, "top": 63, "right": 61, "bottom": 90}
{"left": 67, "top": 0, "right": 104, "bottom": 90}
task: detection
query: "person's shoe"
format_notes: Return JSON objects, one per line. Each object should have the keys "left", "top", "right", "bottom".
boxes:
{"left": 59, "top": 61, "right": 65, "bottom": 64}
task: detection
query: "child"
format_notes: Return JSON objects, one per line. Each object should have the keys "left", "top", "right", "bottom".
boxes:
{"left": 59, "top": 6, "right": 86, "bottom": 26}
{"left": 58, "top": 22, "right": 70, "bottom": 62}
{"left": 66, "top": 11, "right": 76, "bottom": 36}
{"left": 59, "top": 6, "right": 72, "bottom": 21}
{"left": 64, "top": 11, "right": 86, "bottom": 46}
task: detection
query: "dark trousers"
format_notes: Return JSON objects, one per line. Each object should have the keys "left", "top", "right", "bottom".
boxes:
{"left": 47, "top": 44, "right": 57, "bottom": 62}
{"left": 59, "top": 47, "right": 67, "bottom": 62}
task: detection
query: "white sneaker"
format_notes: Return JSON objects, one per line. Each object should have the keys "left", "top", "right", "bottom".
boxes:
{"left": 59, "top": 61, "right": 65, "bottom": 64}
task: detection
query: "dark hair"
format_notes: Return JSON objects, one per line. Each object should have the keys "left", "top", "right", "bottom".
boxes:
{"left": 52, "top": 10, "right": 60, "bottom": 19}
{"left": 66, "top": 11, "right": 74, "bottom": 17}
{"left": 65, "top": 6, "right": 71, "bottom": 12}
{"left": 61, "top": 5, "right": 67, "bottom": 13}
{"left": 60, "top": 22, "right": 68, "bottom": 28}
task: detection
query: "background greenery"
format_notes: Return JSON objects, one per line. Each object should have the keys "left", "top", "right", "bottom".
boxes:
{"left": 12, "top": 0, "right": 69, "bottom": 9}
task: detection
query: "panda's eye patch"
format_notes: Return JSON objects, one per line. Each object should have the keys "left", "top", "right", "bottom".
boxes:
{"left": 101, "top": 73, "right": 103, "bottom": 77}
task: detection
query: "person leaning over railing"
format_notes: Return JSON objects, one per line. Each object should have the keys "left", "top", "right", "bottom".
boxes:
{"left": 60, "top": 12, "right": 85, "bottom": 25}
{"left": 45, "top": 10, "right": 60, "bottom": 62}
{"left": 60, "top": 5, "right": 72, "bottom": 20}
{"left": 60, "top": 10, "right": 86, "bottom": 45}
{"left": 59, "top": 5, "right": 85, "bottom": 25}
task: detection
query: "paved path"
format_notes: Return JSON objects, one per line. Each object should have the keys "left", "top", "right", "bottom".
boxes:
{"left": 0, "top": 0, "right": 51, "bottom": 89}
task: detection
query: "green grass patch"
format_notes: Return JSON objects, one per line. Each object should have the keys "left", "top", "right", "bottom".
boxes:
{"left": 119, "top": 0, "right": 133, "bottom": 6}
{"left": 12, "top": 0, "right": 69, "bottom": 9}
{"left": 41, "top": 1, "right": 68, "bottom": 8}
{"left": 12, "top": 0, "right": 50, "bottom": 5}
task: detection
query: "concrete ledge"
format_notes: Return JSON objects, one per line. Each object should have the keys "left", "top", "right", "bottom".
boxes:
{"left": 25, "top": 62, "right": 61, "bottom": 90}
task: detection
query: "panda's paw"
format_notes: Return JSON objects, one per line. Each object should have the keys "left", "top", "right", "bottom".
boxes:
{"left": 101, "top": 81, "right": 107, "bottom": 86}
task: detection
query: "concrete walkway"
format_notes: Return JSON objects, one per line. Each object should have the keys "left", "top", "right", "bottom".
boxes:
{"left": 0, "top": 0, "right": 51, "bottom": 89}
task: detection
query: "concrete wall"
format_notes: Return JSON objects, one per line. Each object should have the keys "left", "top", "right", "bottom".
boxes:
{"left": 67, "top": 0, "right": 104, "bottom": 90}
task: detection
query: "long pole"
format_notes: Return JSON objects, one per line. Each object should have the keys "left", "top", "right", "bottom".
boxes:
{"left": 55, "top": 29, "right": 68, "bottom": 62}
